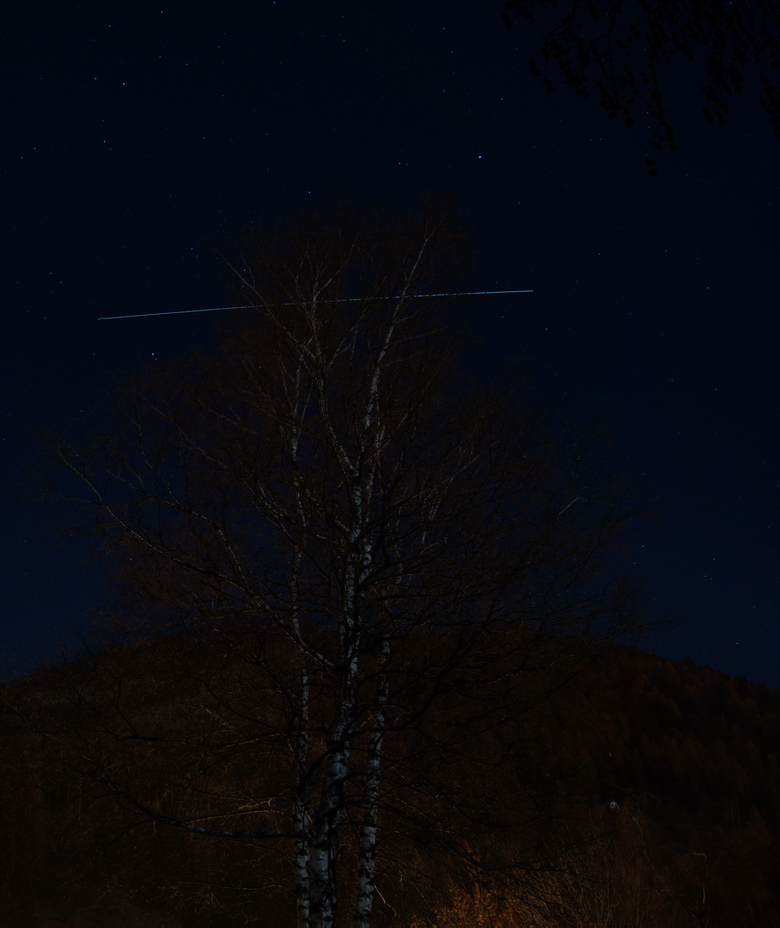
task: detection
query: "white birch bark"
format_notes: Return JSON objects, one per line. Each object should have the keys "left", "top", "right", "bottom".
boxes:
{"left": 354, "top": 635, "right": 390, "bottom": 928}
{"left": 306, "top": 648, "right": 359, "bottom": 928}
{"left": 293, "top": 663, "right": 311, "bottom": 928}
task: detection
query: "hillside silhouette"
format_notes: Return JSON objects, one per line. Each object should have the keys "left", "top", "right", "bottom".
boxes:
{"left": 2, "top": 637, "right": 778, "bottom": 927}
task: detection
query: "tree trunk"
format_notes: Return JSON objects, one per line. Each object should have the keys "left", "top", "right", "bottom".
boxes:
{"left": 354, "top": 637, "right": 390, "bottom": 928}
{"left": 306, "top": 730, "right": 352, "bottom": 928}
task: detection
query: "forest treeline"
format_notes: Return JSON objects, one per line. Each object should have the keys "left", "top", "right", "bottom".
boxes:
{"left": 1, "top": 638, "right": 778, "bottom": 927}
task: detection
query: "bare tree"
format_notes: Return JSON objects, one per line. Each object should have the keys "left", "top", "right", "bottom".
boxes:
{"left": 34, "top": 203, "right": 639, "bottom": 928}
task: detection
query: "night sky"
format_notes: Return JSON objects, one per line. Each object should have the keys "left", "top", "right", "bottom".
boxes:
{"left": 2, "top": 2, "right": 778, "bottom": 685}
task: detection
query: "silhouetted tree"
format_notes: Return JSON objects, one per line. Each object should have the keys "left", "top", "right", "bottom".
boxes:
{"left": 504, "top": 0, "right": 780, "bottom": 171}
{"left": 33, "top": 202, "right": 638, "bottom": 928}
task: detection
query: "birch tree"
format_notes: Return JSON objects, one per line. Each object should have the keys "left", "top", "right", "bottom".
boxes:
{"left": 39, "top": 203, "right": 638, "bottom": 927}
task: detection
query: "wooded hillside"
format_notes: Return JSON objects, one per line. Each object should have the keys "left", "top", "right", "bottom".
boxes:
{"left": 2, "top": 639, "right": 778, "bottom": 927}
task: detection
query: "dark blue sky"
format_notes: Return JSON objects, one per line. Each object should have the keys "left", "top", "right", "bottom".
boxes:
{"left": 2, "top": 2, "right": 778, "bottom": 684}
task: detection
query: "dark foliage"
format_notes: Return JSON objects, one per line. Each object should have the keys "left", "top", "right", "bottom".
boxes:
{"left": 504, "top": 0, "right": 780, "bottom": 172}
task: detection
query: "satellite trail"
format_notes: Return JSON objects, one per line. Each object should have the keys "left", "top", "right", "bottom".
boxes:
{"left": 98, "top": 289, "right": 533, "bottom": 320}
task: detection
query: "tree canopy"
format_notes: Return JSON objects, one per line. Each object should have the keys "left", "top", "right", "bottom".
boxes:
{"left": 505, "top": 0, "right": 780, "bottom": 170}
{"left": 36, "top": 203, "right": 640, "bottom": 928}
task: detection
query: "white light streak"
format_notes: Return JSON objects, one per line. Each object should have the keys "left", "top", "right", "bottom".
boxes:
{"left": 98, "top": 289, "right": 533, "bottom": 320}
